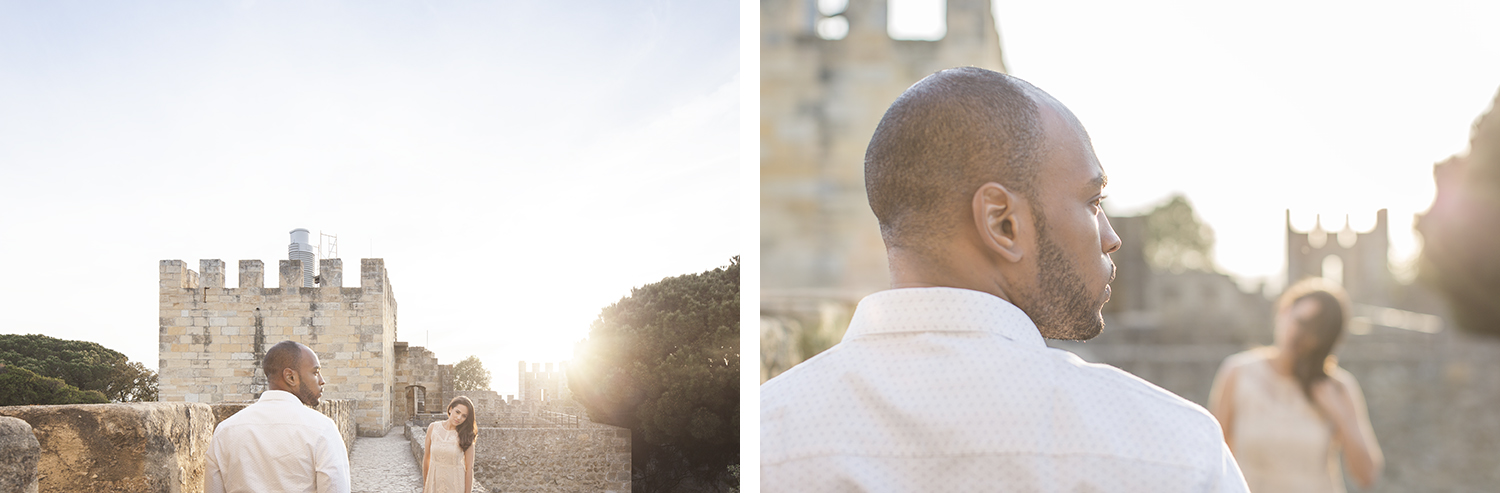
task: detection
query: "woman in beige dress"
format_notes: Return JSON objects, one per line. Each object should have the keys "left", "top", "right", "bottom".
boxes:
{"left": 1210, "top": 279, "right": 1383, "bottom": 492}
{"left": 423, "top": 396, "right": 477, "bottom": 493}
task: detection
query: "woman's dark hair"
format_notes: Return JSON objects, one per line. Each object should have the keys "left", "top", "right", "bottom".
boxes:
{"left": 1277, "top": 279, "right": 1351, "bottom": 400}
{"left": 448, "top": 396, "right": 477, "bottom": 452}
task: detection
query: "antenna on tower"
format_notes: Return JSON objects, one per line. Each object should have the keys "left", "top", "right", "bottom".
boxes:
{"left": 317, "top": 231, "right": 339, "bottom": 260}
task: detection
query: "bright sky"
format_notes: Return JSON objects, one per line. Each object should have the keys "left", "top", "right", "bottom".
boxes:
{"left": 0, "top": 0, "right": 738, "bottom": 397}
{"left": 985, "top": 0, "right": 1500, "bottom": 293}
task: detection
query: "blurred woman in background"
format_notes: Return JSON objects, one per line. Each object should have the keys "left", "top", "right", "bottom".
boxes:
{"left": 1210, "top": 279, "right": 1383, "bottom": 492}
{"left": 423, "top": 396, "right": 477, "bottom": 493}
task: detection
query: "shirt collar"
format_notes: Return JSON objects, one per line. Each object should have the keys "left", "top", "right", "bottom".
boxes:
{"left": 842, "top": 287, "right": 1046, "bottom": 348}
{"left": 259, "top": 390, "right": 305, "bottom": 404}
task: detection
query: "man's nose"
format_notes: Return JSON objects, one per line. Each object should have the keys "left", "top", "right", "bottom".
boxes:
{"left": 1099, "top": 211, "right": 1122, "bottom": 254}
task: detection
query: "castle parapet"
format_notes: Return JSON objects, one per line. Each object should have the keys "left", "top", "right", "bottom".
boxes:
{"left": 159, "top": 260, "right": 200, "bottom": 290}
{"left": 0, "top": 402, "right": 215, "bottom": 493}
{"left": 278, "top": 260, "right": 303, "bottom": 289}
{"left": 362, "top": 258, "right": 386, "bottom": 292}
{"left": 199, "top": 259, "right": 225, "bottom": 289}
{"left": 238, "top": 260, "right": 263, "bottom": 289}
{"left": 320, "top": 259, "right": 343, "bottom": 288}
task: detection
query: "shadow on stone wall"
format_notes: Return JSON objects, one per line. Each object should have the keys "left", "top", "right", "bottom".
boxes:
{"left": 0, "top": 402, "right": 215, "bottom": 493}
{"left": 0, "top": 399, "right": 359, "bottom": 493}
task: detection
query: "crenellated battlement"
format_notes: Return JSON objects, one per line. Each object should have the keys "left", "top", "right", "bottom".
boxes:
{"left": 517, "top": 360, "right": 572, "bottom": 404}
{"left": 159, "top": 257, "right": 399, "bottom": 436}
{"left": 1285, "top": 209, "right": 1393, "bottom": 306}
{"left": 159, "top": 258, "right": 388, "bottom": 292}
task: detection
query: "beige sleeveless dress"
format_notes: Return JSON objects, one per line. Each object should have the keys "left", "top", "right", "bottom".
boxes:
{"left": 424, "top": 422, "right": 468, "bottom": 493}
{"left": 1230, "top": 353, "right": 1344, "bottom": 493}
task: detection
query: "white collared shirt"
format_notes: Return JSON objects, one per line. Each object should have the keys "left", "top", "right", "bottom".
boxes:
{"left": 205, "top": 390, "right": 351, "bottom": 493}
{"left": 761, "top": 287, "right": 1249, "bottom": 492}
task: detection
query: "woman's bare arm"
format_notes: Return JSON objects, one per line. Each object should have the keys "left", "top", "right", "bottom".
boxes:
{"left": 1208, "top": 358, "right": 1240, "bottom": 452}
{"left": 464, "top": 440, "right": 476, "bottom": 493}
{"left": 423, "top": 423, "right": 434, "bottom": 486}
{"left": 1312, "top": 371, "right": 1384, "bottom": 489}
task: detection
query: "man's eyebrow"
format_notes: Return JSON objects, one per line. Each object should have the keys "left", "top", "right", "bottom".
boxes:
{"left": 1087, "top": 173, "right": 1108, "bottom": 192}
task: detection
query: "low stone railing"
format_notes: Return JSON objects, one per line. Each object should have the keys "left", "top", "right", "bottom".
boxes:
{"left": 0, "top": 399, "right": 358, "bottom": 493}
{"left": 0, "top": 416, "right": 41, "bottom": 493}
{"left": 407, "top": 419, "right": 630, "bottom": 493}
{"left": 0, "top": 402, "right": 215, "bottom": 493}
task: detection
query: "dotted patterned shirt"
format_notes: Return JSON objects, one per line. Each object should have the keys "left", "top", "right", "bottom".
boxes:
{"left": 761, "top": 287, "right": 1249, "bottom": 492}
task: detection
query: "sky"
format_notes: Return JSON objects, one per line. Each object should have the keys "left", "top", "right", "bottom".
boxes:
{"left": 983, "top": 0, "right": 1500, "bottom": 293}
{"left": 0, "top": 0, "right": 739, "bottom": 397}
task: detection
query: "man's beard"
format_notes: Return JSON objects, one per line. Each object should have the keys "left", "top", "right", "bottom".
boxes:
{"left": 295, "top": 379, "right": 321, "bottom": 407}
{"left": 1028, "top": 221, "right": 1112, "bottom": 340}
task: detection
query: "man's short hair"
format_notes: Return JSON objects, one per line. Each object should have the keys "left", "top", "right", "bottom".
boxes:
{"left": 263, "top": 340, "right": 305, "bottom": 380}
{"left": 865, "top": 67, "right": 1045, "bottom": 252}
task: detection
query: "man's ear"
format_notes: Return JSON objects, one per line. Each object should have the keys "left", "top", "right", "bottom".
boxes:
{"left": 283, "top": 368, "right": 298, "bottom": 386}
{"left": 973, "top": 182, "right": 1025, "bottom": 263}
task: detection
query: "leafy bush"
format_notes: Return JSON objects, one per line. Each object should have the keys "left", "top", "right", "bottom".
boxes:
{"left": 0, "top": 363, "right": 109, "bottom": 406}
{"left": 0, "top": 333, "right": 156, "bottom": 402}
{"left": 570, "top": 257, "right": 739, "bottom": 492}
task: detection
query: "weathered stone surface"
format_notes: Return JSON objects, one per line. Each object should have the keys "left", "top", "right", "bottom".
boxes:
{"left": 468, "top": 426, "right": 630, "bottom": 493}
{"left": 160, "top": 257, "right": 398, "bottom": 436}
{"left": 0, "top": 416, "right": 40, "bottom": 493}
{"left": 0, "top": 402, "right": 214, "bottom": 493}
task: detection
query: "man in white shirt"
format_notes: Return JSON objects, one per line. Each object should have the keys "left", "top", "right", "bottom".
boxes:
{"left": 206, "top": 340, "right": 351, "bottom": 493}
{"left": 761, "top": 67, "right": 1249, "bottom": 491}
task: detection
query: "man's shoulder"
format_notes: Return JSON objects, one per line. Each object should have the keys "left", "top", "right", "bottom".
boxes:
{"left": 1064, "top": 353, "right": 1218, "bottom": 420}
{"left": 760, "top": 338, "right": 863, "bottom": 414}
{"left": 1059, "top": 354, "right": 1226, "bottom": 451}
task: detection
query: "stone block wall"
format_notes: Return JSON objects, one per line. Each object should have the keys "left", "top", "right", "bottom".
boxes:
{"left": 518, "top": 361, "right": 571, "bottom": 404}
{"left": 209, "top": 399, "right": 355, "bottom": 454}
{"left": 408, "top": 423, "right": 630, "bottom": 493}
{"left": 761, "top": 0, "right": 1006, "bottom": 299}
{"left": 1060, "top": 322, "right": 1500, "bottom": 492}
{"left": 476, "top": 427, "right": 631, "bottom": 493}
{"left": 0, "top": 416, "right": 40, "bottom": 493}
{"left": 159, "top": 258, "right": 399, "bottom": 436}
{"left": 0, "top": 402, "right": 215, "bottom": 493}
{"left": 394, "top": 342, "right": 444, "bottom": 421}
{"left": 450, "top": 390, "right": 504, "bottom": 425}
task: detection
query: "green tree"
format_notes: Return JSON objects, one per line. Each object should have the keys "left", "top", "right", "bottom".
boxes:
{"left": 569, "top": 257, "right": 739, "bottom": 493}
{"left": 452, "top": 355, "right": 491, "bottom": 391}
{"left": 0, "top": 363, "right": 109, "bottom": 406}
{"left": 1419, "top": 88, "right": 1500, "bottom": 335}
{"left": 1142, "top": 194, "right": 1216, "bottom": 273}
{"left": 0, "top": 334, "right": 157, "bottom": 402}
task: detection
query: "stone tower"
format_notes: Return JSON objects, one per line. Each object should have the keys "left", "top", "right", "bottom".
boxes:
{"left": 518, "top": 361, "right": 571, "bottom": 404}
{"left": 158, "top": 257, "right": 399, "bottom": 436}
{"left": 761, "top": 0, "right": 1007, "bottom": 303}
{"left": 1286, "top": 209, "right": 1392, "bottom": 305}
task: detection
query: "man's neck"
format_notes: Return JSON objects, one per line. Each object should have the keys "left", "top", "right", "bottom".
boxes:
{"left": 887, "top": 247, "right": 1012, "bottom": 302}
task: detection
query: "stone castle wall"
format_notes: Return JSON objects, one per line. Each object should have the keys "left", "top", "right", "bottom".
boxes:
{"left": 394, "top": 343, "right": 444, "bottom": 419}
{"left": 518, "top": 361, "right": 570, "bottom": 404}
{"left": 1057, "top": 210, "right": 1496, "bottom": 491}
{"left": 158, "top": 258, "right": 398, "bottom": 436}
{"left": 0, "top": 402, "right": 216, "bottom": 493}
{"left": 761, "top": 0, "right": 1006, "bottom": 302}
{"left": 407, "top": 422, "right": 630, "bottom": 493}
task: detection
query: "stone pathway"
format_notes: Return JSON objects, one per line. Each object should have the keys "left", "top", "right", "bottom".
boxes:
{"left": 349, "top": 427, "right": 423, "bottom": 493}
